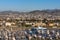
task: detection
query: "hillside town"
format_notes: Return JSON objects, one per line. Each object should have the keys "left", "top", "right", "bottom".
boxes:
{"left": 0, "top": 10, "right": 60, "bottom": 40}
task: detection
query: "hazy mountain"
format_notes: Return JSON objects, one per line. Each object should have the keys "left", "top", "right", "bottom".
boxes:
{"left": 29, "top": 9, "right": 60, "bottom": 16}
{"left": 0, "top": 9, "right": 60, "bottom": 16}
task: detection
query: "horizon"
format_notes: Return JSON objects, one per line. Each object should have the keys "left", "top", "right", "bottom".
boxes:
{"left": 0, "top": 0, "right": 60, "bottom": 12}
{"left": 0, "top": 9, "right": 60, "bottom": 12}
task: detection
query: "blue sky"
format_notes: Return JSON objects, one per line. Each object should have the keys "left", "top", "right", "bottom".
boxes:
{"left": 0, "top": 0, "right": 60, "bottom": 11}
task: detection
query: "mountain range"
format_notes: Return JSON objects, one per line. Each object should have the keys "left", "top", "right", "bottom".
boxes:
{"left": 0, "top": 9, "right": 60, "bottom": 16}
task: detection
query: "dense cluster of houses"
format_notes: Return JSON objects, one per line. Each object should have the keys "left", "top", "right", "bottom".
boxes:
{"left": 0, "top": 26, "right": 60, "bottom": 40}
